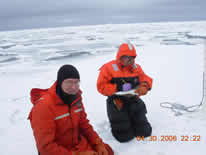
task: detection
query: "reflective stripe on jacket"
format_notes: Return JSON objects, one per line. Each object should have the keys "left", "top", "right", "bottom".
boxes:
{"left": 28, "top": 82, "right": 101, "bottom": 155}
{"left": 97, "top": 43, "right": 152, "bottom": 96}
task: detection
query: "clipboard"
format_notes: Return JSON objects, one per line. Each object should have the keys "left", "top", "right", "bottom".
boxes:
{"left": 114, "top": 89, "right": 139, "bottom": 96}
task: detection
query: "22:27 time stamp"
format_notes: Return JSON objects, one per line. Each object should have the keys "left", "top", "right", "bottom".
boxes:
{"left": 137, "top": 135, "right": 201, "bottom": 142}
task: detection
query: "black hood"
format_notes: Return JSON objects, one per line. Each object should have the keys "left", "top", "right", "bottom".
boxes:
{"left": 56, "top": 64, "right": 80, "bottom": 105}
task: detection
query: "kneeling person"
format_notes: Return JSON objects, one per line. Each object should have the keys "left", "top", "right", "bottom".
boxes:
{"left": 97, "top": 43, "right": 153, "bottom": 142}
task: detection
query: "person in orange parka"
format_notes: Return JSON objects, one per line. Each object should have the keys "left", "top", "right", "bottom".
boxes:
{"left": 28, "top": 65, "right": 114, "bottom": 155}
{"left": 97, "top": 43, "right": 153, "bottom": 142}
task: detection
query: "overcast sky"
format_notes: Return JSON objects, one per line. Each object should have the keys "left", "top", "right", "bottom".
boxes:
{"left": 1, "top": 0, "right": 205, "bottom": 17}
{"left": 0, "top": 0, "right": 154, "bottom": 17}
{"left": 0, "top": 0, "right": 206, "bottom": 31}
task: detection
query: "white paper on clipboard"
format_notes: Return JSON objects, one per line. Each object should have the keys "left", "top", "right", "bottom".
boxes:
{"left": 114, "top": 89, "right": 139, "bottom": 96}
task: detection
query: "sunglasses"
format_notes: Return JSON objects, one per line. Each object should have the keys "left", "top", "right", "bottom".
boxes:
{"left": 121, "top": 55, "right": 135, "bottom": 60}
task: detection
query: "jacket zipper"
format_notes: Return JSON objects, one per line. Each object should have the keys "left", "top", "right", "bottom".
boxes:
{"left": 68, "top": 105, "right": 74, "bottom": 146}
{"left": 69, "top": 94, "right": 81, "bottom": 146}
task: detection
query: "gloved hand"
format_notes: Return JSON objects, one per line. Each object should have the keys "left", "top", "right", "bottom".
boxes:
{"left": 122, "top": 83, "right": 132, "bottom": 91}
{"left": 94, "top": 143, "right": 108, "bottom": 155}
{"left": 135, "top": 82, "right": 149, "bottom": 96}
{"left": 73, "top": 151, "right": 98, "bottom": 155}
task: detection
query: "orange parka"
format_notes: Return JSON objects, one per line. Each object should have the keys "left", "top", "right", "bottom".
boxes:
{"left": 28, "top": 82, "right": 102, "bottom": 155}
{"left": 97, "top": 43, "right": 153, "bottom": 96}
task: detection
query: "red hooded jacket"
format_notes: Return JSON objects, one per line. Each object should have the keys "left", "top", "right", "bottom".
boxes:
{"left": 28, "top": 82, "right": 102, "bottom": 155}
{"left": 97, "top": 43, "right": 153, "bottom": 96}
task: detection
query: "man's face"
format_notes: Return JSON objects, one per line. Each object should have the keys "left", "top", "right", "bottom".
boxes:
{"left": 120, "top": 55, "right": 135, "bottom": 66}
{"left": 61, "top": 78, "right": 80, "bottom": 95}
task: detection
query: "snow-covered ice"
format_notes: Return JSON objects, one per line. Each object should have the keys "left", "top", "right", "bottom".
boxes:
{"left": 0, "top": 21, "right": 206, "bottom": 155}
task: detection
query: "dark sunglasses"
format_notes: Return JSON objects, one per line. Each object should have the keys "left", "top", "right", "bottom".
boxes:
{"left": 121, "top": 55, "right": 135, "bottom": 60}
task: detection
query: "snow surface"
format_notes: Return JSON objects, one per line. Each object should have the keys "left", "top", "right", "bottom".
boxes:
{"left": 0, "top": 21, "right": 206, "bottom": 155}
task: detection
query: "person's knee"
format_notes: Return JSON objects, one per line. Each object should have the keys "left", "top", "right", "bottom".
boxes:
{"left": 111, "top": 127, "right": 134, "bottom": 143}
{"left": 109, "top": 115, "right": 135, "bottom": 142}
{"left": 143, "top": 123, "right": 152, "bottom": 137}
{"left": 134, "top": 122, "right": 152, "bottom": 137}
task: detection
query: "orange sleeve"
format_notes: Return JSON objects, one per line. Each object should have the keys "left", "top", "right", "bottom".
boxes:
{"left": 30, "top": 102, "right": 73, "bottom": 155}
{"left": 97, "top": 64, "right": 117, "bottom": 96}
{"left": 137, "top": 65, "right": 153, "bottom": 89}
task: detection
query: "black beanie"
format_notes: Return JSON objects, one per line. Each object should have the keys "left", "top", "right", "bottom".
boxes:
{"left": 57, "top": 64, "right": 80, "bottom": 86}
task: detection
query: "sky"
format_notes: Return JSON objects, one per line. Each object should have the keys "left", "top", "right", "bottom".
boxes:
{"left": 0, "top": 0, "right": 206, "bottom": 31}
